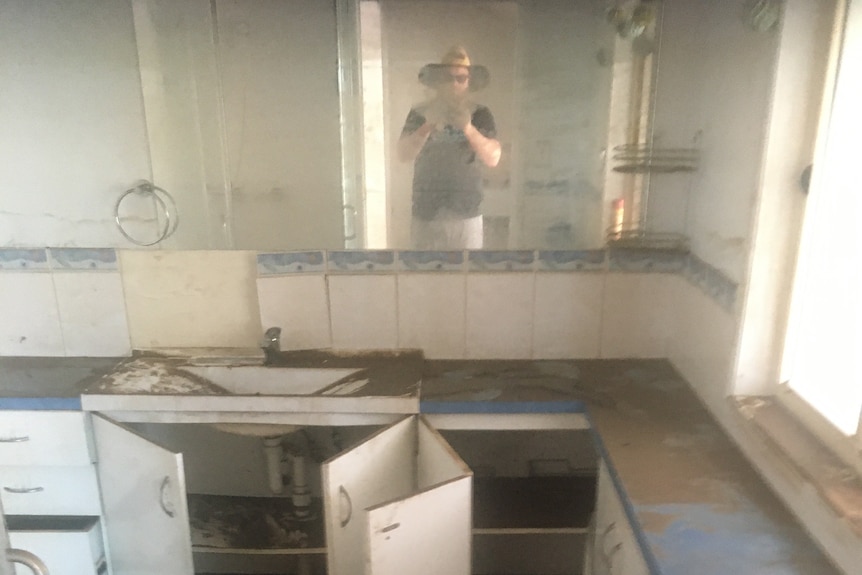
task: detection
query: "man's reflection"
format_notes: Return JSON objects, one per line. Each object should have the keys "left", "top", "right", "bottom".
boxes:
{"left": 397, "top": 46, "right": 501, "bottom": 250}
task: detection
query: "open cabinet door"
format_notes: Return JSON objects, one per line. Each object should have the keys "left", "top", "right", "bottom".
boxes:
{"left": 366, "top": 474, "right": 472, "bottom": 575}
{"left": 323, "top": 415, "right": 472, "bottom": 575}
{"left": 323, "top": 416, "right": 416, "bottom": 575}
{"left": 90, "top": 414, "right": 193, "bottom": 575}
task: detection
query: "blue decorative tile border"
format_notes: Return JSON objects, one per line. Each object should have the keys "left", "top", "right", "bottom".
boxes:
{"left": 398, "top": 251, "right": 464, "bottom": 272}
{"left": 609, "top": 247, "right": 688, "bottom": 273}
{"left": 468, "top": 250, "right": 535, "bottom": 271}
{"left": 48, "top": 248, "right": 117, "bottom": 271}
{"left": 0, "top": 248, "right": 49, "bottom": 270}
{"left": 538, "top": 250, "right": 606, "bottom": 272}
{"left": 328, "top": 250, "right": 396, "bottom": 272}
{"left": 257, "top": 251, "right": 325, "bottom": 275}
{"left": 685, "top": 254, "right": 738, "bottom": 311}
{"left": 250, "top": 249, "right": 738, "bottom": 311}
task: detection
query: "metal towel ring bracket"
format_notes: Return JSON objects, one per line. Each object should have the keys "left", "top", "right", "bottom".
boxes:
{"left": 115, "top": 180, "right": 179, "bottom": 246}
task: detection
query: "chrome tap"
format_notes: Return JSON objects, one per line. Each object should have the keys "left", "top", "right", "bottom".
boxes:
{"left": 261, "top": 326, "right": 282, "bottom": 365}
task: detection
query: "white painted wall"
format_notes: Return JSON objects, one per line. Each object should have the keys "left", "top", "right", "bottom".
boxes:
{"left": 650, "top": 0, "right": 781, "bottom": 283}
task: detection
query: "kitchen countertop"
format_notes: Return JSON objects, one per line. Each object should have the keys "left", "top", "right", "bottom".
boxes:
{"left": 0, "top": 354, "right": 842, "bottom": 574}
{"left": 0, "top": 356, "right": 124, "bottom": 409}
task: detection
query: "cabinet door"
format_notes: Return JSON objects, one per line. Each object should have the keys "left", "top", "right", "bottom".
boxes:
{"left": 323, "top": 416, "right": 472, "bottom": 575}
{"left": 91, "top": 414, "right": 193, "bottom": 575}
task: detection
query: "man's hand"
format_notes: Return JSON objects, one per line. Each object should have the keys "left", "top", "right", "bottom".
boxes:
{"left": 423, "top": 100, "right": 448, "bottom": 131}
{"left": 447, "top": 105, "right": 472, "bottom": 131}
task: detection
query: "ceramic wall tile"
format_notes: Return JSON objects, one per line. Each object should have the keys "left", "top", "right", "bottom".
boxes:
{"left": 327, "top": 250, "right": 396, "bottom": 272}
{"left": 397, "top": 251, "right": 465, "bottom": 272}
{"left": 397, "top": 274, "right": 466, "bottom": 358}
{"left": 468, "top": 250, "right": 536, "bottom": 272}
{"left": 120, "top": 251, "right": 261, "bottom": 349}
{"left": 537, "top": 250, "right": 606, "bottom": 272}
{"left": 666, "top": 275, "right": 738, "bottom": 407}
{"left": 328, "top": 275, "right": 397, "bottom": 349}
{"left": 49, "top": 248, "right": 118, "bottom": 271}
{"left": 53, "top": 272, "right": 131, "bottom": 356}
{"left": 257, "top": 251, "right": 325, "bottom": 275}
{"left": 0, "top": 273, "right": 63, "bottom": 355}
{"left": 685, "top": 254, "right": 739, "bottom": 311}
{"left": 257, "top": 275, "right": 331, "bottom": 351}
{"left": 533, "top": 274, "right": 604, "bottom": 359}
{"left": 0, "top": 248, "right": 49, "bottom": 271}
{"left": 600, "top": 272, "right": 674, "bottom": 358}
{"left": 465, "top": 274, "right": 534, "bottom": 359}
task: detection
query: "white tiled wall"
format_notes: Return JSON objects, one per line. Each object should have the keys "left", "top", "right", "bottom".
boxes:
{"left": 397, "top": 274, "right": 466, "bottom": 358}
{"left": 666, "top": 274, "right": 739, "bottom": 408}
{"left": 0, "top": 272, "right": 130, "bottom": 357}
{"left": 53, "top": 272, "right": 131, "bottom": 357}
{"left": 466, "top": 274, "right": 534, "bottom": 359}
{"left": 257, "top": 275, "right": 331, "bottom": 351}
{"left": 0, "top": 273, "right": 64, "bottom": 356}
{"left": 328, "top": 275, "right": 398, "bottom": 350}
{"left": 533, "top": 274, "right": 604, "bottom": 359}
{"left": 600, "top": 273, "right": 675, "bottom": 358}
{"left": 2, "top": 253, "right": 737, "bottom": 362}
{"left": 251, "top": 271, "right": 667, "bottom": 360}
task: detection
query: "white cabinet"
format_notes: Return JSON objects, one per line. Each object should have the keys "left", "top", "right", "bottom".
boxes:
{"left": 6, "top": 516, "right": 105, "bottom": 575}
{"left": 323, "top": 416, "right": 472, "bottom": 575}
{"left": 0, "top": 411, "right": 106, "bottom": 575}
{"left": 427, "top": 412, "right": 597, "bottom": 575}
{"left": 589, "top": 460, "right": 648, "bottom": 575}
{"left": 90, "top": 413, "right": 193, "bottom": 575}
{"left": 89, "top": 414, "right": 472, "bottom": 575}
{"left": 87, "top": 410, "right": 601, "bottom": 575}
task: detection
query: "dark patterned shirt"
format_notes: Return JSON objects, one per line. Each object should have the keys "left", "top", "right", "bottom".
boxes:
{"left": 401, "top": 104, "right": 497, "bottom": 220}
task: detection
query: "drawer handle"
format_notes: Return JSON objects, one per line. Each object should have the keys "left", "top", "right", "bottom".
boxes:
{"left": 159, "top": 476, "right": 176, "bottom": 518}
{"left": 3, "top": 486, "right": 45, "bottom": 494}
{"left": 0, "top": 436, "right": 29, "bottom": 443}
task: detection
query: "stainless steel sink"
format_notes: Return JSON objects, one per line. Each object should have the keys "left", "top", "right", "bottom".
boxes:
{"left": 176, "top": 365, "right": 361, "bottom": 396}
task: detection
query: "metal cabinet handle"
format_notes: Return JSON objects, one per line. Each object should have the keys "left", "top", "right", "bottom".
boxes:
{"left": 6, "top": 548, "right": 50, "bottom": 575}
{"left": 3, "top": 486, "right": 44, "bottom": 494}
{"left": 338, "top": 485, "right": 352, "bottom": 527}
{"left": 0, "top": 436, "right": 29, "bottom": 443}
{"left": 159, "top": 476, "right": 176, "bottom": 518}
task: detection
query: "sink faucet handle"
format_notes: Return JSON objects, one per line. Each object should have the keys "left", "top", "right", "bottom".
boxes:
{"left": 261, "top": 327, "right": 282, "bottom": 365}
{"left": 264, "top": 326, "right": 282, "bottom": 341}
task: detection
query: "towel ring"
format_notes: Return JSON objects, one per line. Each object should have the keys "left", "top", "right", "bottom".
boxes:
{"left": 115, "top": 180, "right": 179, "bottom": 246}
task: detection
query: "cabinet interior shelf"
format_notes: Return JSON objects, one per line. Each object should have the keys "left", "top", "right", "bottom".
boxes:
{"left": 472, "top": 476, "right": 596, "bottom": 531}
{"left": 187, "top": 493, "right": 325, "bottom": 554}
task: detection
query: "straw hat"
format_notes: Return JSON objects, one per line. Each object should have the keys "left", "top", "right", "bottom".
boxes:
{"left": 418, "top": 46, "right": 490, "bottom": 91}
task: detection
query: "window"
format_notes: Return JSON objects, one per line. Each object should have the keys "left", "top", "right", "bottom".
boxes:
{"left": 782, "top": 0, "right": 862, "bottom": 439}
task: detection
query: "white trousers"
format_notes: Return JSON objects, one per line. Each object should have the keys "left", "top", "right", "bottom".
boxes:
{"left": 411, "top": 213, "right": 483, "bottom": 250}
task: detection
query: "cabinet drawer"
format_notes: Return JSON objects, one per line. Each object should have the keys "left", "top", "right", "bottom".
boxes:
{"left": 595, "top": 460, "right": 649, "bottom": 575}
{"left": 0, "top": 411, "right": 93, "bottom": 466}
{"left": 0, "top": 466, "right": 101, "bottom": 515}
{"left": 7, "top": 515, "right": 106, "bottom": 575}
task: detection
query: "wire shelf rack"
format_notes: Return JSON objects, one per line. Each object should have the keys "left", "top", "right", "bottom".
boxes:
{"left": 611, "top": 143, "right": 699, "bottom": 174}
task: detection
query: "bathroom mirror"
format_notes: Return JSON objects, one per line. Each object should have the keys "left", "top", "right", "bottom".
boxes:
{"left": 0, "top": 0, "right": 657, "bottom": 250}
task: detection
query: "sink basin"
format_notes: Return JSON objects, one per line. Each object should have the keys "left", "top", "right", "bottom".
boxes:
{"left": 177, "top": 365, "right": 362, "bottom": 395}
{"left": 208, "top": 422, "right": 302, "bottom": 437}
{"left": 175, "top": 365, "right": 363, "bottom": 437}
{"left": 80, "top": 357, "right": 419, "bottom": 425}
